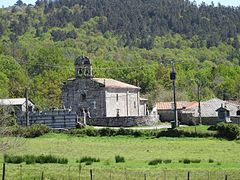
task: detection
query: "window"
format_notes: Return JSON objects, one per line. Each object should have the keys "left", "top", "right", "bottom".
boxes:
{"left": 134, "top": 101, "right": 136, "bottom": 108}
{"left": 116, "top": 94, "right": 119, "bottom": 101}
{"left": 93, "top": 101, "right": 96, "bottom": 109}
{"left": 81, "top": 92, "right": 86, "bottom": 101}
{"left": 116, "top": 109, "right": 120, "bottom": 117}
{"left": 237, "top": 110, "right": 240, "bottom": 116}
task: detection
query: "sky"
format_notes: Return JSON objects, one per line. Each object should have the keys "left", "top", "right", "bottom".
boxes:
{"left": 0, "top": 0, "right": 239, "bottom": 7}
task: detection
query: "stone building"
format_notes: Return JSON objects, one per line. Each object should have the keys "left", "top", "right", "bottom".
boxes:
{"left": 61, "top": 56, "right": 147, "bottom": 123}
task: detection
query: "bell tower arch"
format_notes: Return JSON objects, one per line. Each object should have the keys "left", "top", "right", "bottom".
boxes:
{"left": 75, "top": 55, "right": 92, "bottom": 79}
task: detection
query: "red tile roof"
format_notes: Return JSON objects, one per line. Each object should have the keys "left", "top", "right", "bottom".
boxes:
{"left": 156, "top": 101, "right": 198, "bottom": 110}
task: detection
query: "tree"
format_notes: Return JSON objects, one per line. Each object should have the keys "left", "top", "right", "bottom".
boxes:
{"left": 15, "top": 0, "right": 23, "bottom": 6}
{"left": 0, "top": 104, "right": 23, "bottom": 153}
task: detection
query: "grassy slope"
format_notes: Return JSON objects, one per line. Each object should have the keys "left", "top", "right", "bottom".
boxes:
{"left": 2, "top": 134, "right": 240, "bottom": 179}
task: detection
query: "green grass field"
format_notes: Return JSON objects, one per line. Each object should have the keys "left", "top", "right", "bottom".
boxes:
{"left": 2, "top": 133, "right": 240, "bottom": 179}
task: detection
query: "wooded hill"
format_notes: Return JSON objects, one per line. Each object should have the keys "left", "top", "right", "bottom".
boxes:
{"left": 0, "top": 0, "right": 239, "bottom": 108}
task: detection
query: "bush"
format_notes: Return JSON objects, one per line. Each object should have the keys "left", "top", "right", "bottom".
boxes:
{"left": 79, "top": 156, "right": 100, "bottom": 163}
{"left": 209, "top": 159, "right": 214, "bottom": 163}
{"left": 215, "top": 123, "right": 240, "bottom": 140}
{"left": 156, "top": 128, "right": 216, "bottom": 138}
{"left": 116, "top": 128, "right": 132, "bottom": 136}
{"left": 68, "top": 127, "right": 98, "bottom": 137}
{"left": 58, "top": 158, "right": 68, "bottom": 164}
{"left": 98, "top": 128, "right": 116, "bottom": 136}
{"left": 4, "top": 154, "right": 24, "bottom": 164}
{"left": 24, "top": 155, "right": 36, "bottom": 164}
{"left": 4, "top": 154, "right": 68, "bottom": 164}
{"left": 183, "top": 159, "right": 191, "bottom": 164}
{"left": 85, "top": 161, "right": 92, "bottom": 165}
{"left": 24, "top": 124, "right": 50, "bottom": 138}
{"left": 163, "top": 159, "right": 172, "bottom": 164}
{"left": 132, "top": 131, "right": 144, "bottom": 137}
{"left": 115, "top": 155, "right": 125, "bottom": 163}
{"left": 191, "top": 159, "right": 201, "bottom": 163}
{"left": 148, "top": 159, "right": 162, "bottom": 165}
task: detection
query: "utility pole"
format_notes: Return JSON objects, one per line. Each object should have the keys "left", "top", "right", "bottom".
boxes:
{"left": 24, "top": 88, "right": 29, "bottom": 126}
{"left": 197, "top": 80, "right": 202, "bottom": 124}
{"left": 170, "top": 62, "right": 178, "bottom": 128}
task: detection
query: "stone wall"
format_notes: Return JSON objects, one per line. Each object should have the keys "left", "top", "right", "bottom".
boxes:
{"left": 181, "top": 114, "right": 240, "bottom": 126}
{"left": 86, "top": 116, "right": 158, "bottom": 127}
{"left": 158, "top": 110, "right": 182, "bottom": 122}
{"left": 18, "top": 109, "right": 77, "bottom": 129}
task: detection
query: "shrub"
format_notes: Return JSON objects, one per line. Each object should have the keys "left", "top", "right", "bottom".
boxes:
{"left": 4, "top": 154, "right": 24, "bottom": 164}
{"left": 191, "top": 159, "right": 201, "bottom": 163}
{"left": 35, "top": 154, "right": 58, "bottom": 164}
{"left": 24, "top": 155, "right": 36, "bottom": 164}
{"left": 116, "top": 128, "right": 132, "bottom": 136}
{"left": 4, "top": 154, "right": 68, "bottom": 164}
{"left": 148, "top": 159, "right": 162, "bottom": 165}
{"left": 24, "top": 124, "right": 50, "bottom": 138}
{"left": 115, "top": 155, "right": 125, "bottom": 163}
{"left": 98, "top": 128, "right": 116, "bottom": 136}
{"left": 215, "top": 123, "right": 240, "bottom": 140}
{"left": 79, "top": 156, "right": 100, "bottom": 163}
{"left": 132, "top": 131, "right": 144, "bottom": 137}
{"left": 85, "top": 161, "right": 92, "bottom": 165}
{"left": 183, "top": 159, "right": 191, "bottom": 164}
{"left": 58, "top": 158, "right": 68, "bottom": 164}
{"left": 208, "top": 159, "right": 214, "bottom": 163}
{"left": 156, "top": 128, "right": 216, "bottom": 138}
{"left": 163, "top": 159, "right": 172, "bottom": 164}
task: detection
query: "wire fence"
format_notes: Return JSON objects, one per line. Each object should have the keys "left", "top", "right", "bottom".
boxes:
{"left": 1, "top": 163, "right": 240, "bottom": 180}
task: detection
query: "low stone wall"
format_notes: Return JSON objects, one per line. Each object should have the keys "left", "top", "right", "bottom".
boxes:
{"left": 86, "top": 116, "right": 158, "bottom": 127}
{"left": 18, "top": 109, "right": 77, "bottom": 129}
{"left": 231, "top": 116, "right": 240, "bottom": 124}
{"left": 181, "top": 115, "right": 240, "bottom": 126}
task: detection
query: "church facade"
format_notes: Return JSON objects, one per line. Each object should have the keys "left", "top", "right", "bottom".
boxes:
{"left": 61, "top": 56, "right": 147, "bottom": 120}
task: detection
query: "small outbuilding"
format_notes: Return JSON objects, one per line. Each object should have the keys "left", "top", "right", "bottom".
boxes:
{"left": 216, "top": 104, "right": 231, "bottom": 123}
{"left": 0, "top": 98, "right": 34, "bottom": 117}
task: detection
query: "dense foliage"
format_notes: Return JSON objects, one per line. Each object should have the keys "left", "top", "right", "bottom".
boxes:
{"left": 0, "top": 0, "right": 239, "bottom": 108}
{"left": 4, "top": 154, "right": 68, "bottom": 164}
{"left": 212, "top": 122, "right": 240, "bottom": 140}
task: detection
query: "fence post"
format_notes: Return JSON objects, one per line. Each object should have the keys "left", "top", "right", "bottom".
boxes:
{"left": 109, "top": 169, "right": 112, "bottom": 180}
{"left": 90, "top": 169, "right": 93, "bottom": 180}
{"left": 207, "top": 171, "right": 210, "bottom": 180}
{"left": 41, "top": 171, "right": 44, "bottom": 180}
{"left": 225, "top": 174, "right": 228, "bottom": 180}
{"left": 144, "top": 174, "right": 146, "bottom": 180}
{"left": 20, "top": 164, "right": 22, "bottom": 180}
{"left": 68, "top": 166, "right": 71, "bottom": 180}
{"left": 125, "top": 168, "right": 127, "bottom": 180}
{"left": 187, "top": 171, "right": 190, "bottom": 180}
{"left": 2, "top": 162, "right": 5, "bottom": 180}
{"left": 78, "top": 163, "right": 82, "bottom": 180}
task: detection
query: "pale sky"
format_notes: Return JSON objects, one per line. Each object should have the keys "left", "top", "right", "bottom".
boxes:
{"left": 0, "top": 0, "right": 239, "bottom": 7}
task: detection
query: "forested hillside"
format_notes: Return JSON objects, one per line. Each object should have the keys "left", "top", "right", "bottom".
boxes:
{"left": 0, "top": 0, "right": 240, "bottom": 108}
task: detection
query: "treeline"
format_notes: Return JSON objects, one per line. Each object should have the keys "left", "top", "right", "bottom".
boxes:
{"left": 8, "top": 0, "right": 240, "bottom": 49}
{"left": 1, "top": 0, "right": 240, "bottom": 49}
{"left": 0, "top": 0, "right": 239, "bottom": 108}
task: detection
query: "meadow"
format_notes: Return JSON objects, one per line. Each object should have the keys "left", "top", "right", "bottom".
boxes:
{"left": 1, "top": 132, "right": 240, "bottom": 179}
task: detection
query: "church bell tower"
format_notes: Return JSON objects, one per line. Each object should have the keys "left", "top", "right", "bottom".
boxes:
{"left": 75, "top": 55, "right": 92, "bottom": 79}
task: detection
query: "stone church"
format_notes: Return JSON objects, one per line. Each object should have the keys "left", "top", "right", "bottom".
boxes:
{"left": 61, "top": 56, "right": 147, "bottom": 121}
